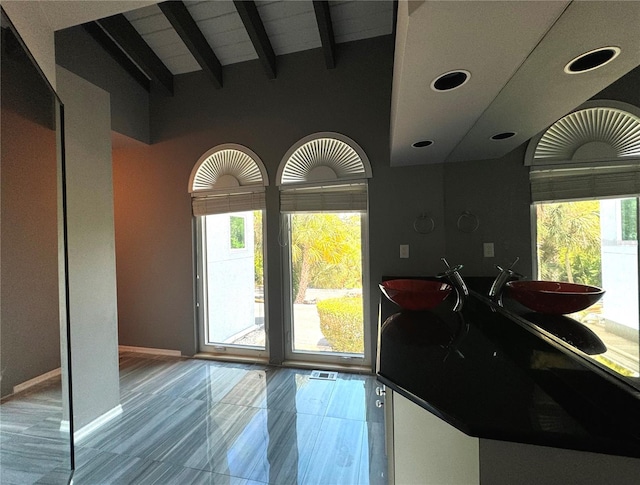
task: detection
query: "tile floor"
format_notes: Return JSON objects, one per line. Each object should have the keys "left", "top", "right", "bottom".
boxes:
{"left": 1, "top": 353, "right": 387, "bottom": 484}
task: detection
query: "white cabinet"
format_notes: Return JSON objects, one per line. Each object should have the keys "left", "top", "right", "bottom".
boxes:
{"left": 384, "top": 388, "right": 640, "bottom": 485}
{"left": 386, "top": 389, "right": 479, "bottom": 485}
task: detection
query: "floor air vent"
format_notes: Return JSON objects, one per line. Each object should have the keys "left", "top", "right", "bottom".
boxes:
{"left": 310, "top": 370, "right": 337, "bottom": 380}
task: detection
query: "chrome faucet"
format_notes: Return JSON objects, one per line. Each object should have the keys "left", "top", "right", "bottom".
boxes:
{"left": 439, "top": 258, "right": 468, "bottom": 312}
{"left": 488, "top": 257, "right": 523, "bottom": 305}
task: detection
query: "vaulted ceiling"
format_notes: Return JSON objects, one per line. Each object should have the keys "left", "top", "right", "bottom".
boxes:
{"left": 50, "top": 0, "right": 393, "bottom": 95}
{"left": 41, "top": 1, "right": 640, "bottom": 167}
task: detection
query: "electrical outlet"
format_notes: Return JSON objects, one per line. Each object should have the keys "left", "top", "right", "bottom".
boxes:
{"left": 400, "top": 244, "right": 409, "bottom": 258}
{"left": 483, "top": 242, "right": 495, "bottom": 258}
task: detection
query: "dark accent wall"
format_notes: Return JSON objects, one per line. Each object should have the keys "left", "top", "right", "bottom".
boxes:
{"left": 594, "top": 65, "right": 640, "bottom": 107}
{"left": 443, "top": 145, "right": 533, "bottom": 278}
{"left": 113, "top": 35, "right": 451, "bottom": 360}
{"left": 55, "top": 26, "right": 150, "bottom": 144}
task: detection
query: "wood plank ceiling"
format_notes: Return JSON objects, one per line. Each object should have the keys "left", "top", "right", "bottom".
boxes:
{"left": 80, "top": 0, "right": 394, "bottom": 95}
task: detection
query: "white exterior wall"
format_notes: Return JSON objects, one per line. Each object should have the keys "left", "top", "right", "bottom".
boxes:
{"left": 600, "top": 199, "right": 639, "bottom": 331}
{"left": 206, "top": 212, "right": 257, "bottom": 343}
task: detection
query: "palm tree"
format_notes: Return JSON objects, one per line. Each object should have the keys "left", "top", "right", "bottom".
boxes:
{"left": 290, "top": 213, "right": 361, "bottom": 303}
{"left": 253, "top": 210, "right": 263, "bottom": 286}
{"left": 537, "top": 201, "right": 601, "bottom": 284}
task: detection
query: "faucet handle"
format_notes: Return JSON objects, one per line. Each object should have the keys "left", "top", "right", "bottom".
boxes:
{"left": 439, "top": 257, "right": 463, "bottom": 277}
{"left": 494, "top": 264, "right": 524, "bottom": 281}
{"left": 438, "top": 258, "right": 468, "bottom": 311}
{"left": 489, "top": 258, "right": 524, "bottom": 300}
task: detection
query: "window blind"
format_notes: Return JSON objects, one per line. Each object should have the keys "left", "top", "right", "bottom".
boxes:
{"left": 530, "top": 163, "right": 640, "bottom": 203}
{"left": 280, "top": 183, "right": 367, "bottom": 213}
{"left": 192, "top": 189, "right": 265, "bottom": 216}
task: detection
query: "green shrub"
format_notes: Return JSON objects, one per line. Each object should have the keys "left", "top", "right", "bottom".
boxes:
{"left": 316, "top": 296, "right": 364, "bottom": 354}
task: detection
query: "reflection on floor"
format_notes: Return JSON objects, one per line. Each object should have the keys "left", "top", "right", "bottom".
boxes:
{"left": 0, "top": 376, "right": 72, "bottom": 484}
{"left": 2, "top": 353, "right": 387, "bottom": 484}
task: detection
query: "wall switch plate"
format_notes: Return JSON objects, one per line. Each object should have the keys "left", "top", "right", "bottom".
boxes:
{"left": 400, "top": 244, "right": 409, "bottom": 259}
{"left": 483, "top": 242, "right": 495, "bottom": 258}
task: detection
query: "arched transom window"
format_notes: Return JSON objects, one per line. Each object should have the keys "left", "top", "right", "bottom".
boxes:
{"left": 277, "top": 132, "right": 372, "bottom": 212}
{"left": 188, "top": 144, "right": 269, "bottom": 216}
{"left": 526, "top": 101, "right": 640, "bottom": 202}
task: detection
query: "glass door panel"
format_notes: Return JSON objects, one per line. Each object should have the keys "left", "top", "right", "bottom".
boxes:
{"left": 287, "top": 212, "right": 365, "bottom": 358}
{"left": 536, "top": 198, "right": 640, "bottom": 376}
{"left": 200, "top": 210, "right": 266, "bottom": 352}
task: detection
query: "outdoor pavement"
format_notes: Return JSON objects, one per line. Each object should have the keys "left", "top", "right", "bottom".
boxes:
{"left": 230, "top": 288, "right": 358, "bottom": 352}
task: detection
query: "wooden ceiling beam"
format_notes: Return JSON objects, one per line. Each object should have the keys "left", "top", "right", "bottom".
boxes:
{"left": 81, "top": 22, "right": 151, "bottom": 92}
{"left": 96, "top": 14, "right": 173, "bottom": 95}
{"left": 313, "top": 0, "right": 336, "bottom": 69}
{"left": 158, "top": 1, "right": 223, "bottom": 89}
{"left": 233, "top": 1, "right": 276, "bottom": 79}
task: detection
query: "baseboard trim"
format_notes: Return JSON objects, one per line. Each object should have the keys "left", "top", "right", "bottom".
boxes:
{"left": 118, "top": 345, "right": 181, "bottom": 357}
{"left": 282, "top": 360, "right": 373, "bottom": 375}
{"left": 194, "top": 352, "right": 270, "bottom": 365}
{"left": 13, "top": 367, "right": 61, "bottom": 394}
{"left": 66, "top": 404, "right": 124, "bottom": 442}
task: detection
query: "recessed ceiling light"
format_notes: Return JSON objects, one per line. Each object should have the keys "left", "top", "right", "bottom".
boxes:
{"left": 430, "top": 70, "right": 471, "bottom": 92}
{"left": 412, "top": 140, "right": 434, "bottom": 148}
{"left": 564, "top": 47, "right": 621, "bottom": 74}
{"left": 490, "top": 132, "right": 517, "bottom": 140}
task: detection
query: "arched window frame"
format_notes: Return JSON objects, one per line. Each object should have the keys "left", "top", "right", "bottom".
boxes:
{"left": 190, "top": 144, "right": 269, "bottom": 359}
{"left": 188, "top": 144, "right": 269, "bottom": 216}
{"left": 276, "top": 132, "right": 373, "bottom": 213}
{"left": 276, "top": 132, "right": 373, "bottom": 367}
{"left": 526, "top": 101, "right": 640, "bottom": 203}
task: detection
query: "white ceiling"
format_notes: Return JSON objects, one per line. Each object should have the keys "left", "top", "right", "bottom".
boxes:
{"left": 33, "top": 0, "right": 640, "bottom": 167}
{"left": 391, "top": 0, "right": 640, "bottom": 166}
{"left": 37, "top": 1, "right": 159, "bottom": 30}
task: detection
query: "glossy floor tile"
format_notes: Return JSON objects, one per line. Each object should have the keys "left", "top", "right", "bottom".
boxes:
{"left": 1, "top": 353, "right": 387, "bottom": 484}
{"left": 0, "top": 377, "right": 72, "bottom": 485}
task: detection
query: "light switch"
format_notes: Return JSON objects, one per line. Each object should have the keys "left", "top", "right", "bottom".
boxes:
{"left": 483, "top": 242, "right": 495, "bottom": 258}
{"left": 400, "top": 244, "right": 409, "bottom": 258}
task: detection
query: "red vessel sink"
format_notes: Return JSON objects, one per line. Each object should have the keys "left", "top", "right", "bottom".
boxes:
{"left": 506, "top": 280, "right": 604, "bottom": 315}
{"left": 380, "top": 279, "right": 452, "bottom": 311}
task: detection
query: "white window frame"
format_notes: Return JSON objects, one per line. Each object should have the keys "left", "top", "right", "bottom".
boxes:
{"left": 190, "top": 144, "right": 269, "bottom": 361}
{"left": 528, "top": 102, "right": 640, "bottom": 381}
{"left": 280, "top": 211, "right": 371, "bottom": 368}
{"left": 277, "top": 132, "right": 373, "bottom": 369}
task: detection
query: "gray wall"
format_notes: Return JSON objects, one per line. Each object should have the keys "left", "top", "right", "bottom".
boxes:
{"left": 55, "top": 26, "right": 150, "bottom": 144}
{"left": 1, "top": 48, "right": 60, "bottom": 397}
{"left": 110, "top": 35, "right": 533, "bottom": 362}
{"left": 112, "top": 139, "right": 195, "bottom": 354}
{"left": 113, "top": 35, "right": 438, "bottom": 360}
{"left": 594, "top": 65, "right": 640, "bottom": 107}
{"left": 57, "top": 66, "right": 120, "bottom": 429}
{"left": 443, "top": 144, "right": 533, "bottom": 278}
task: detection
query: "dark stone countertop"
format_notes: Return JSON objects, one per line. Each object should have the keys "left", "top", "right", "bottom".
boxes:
{"left": 376, "top": 276, "right": 640, "bottom": 458}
